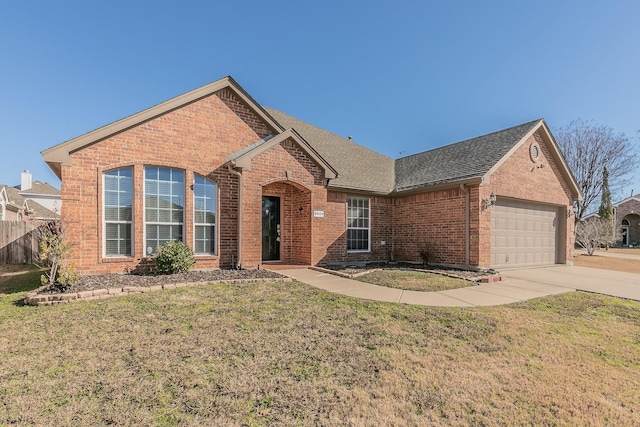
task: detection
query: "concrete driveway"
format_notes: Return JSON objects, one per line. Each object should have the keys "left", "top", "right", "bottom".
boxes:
{"left": 280, "top": 265, "right": 640, "bottom": 307}
{"left": 502, "top": 265, "right": 640, "bottom": 302}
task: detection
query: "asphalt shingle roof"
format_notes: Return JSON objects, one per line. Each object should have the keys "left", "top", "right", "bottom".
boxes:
{"left": 266, "top": 109, "right": 542, "bottom": 194}
{"left": 265, "top": 109, "right": 395, "bottom": 193}
{"left": 20, "top": 181, "right": 61, "bottom": 196}
{"left": 395, "top": 119, "right": 542, "bottom": 191}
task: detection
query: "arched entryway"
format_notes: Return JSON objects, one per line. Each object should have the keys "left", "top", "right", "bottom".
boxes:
{"left": 621, "top": 214, "right": 640, "bottom": 247}
{"left": 261, "top": 181, "right": 312, "bottom": 265}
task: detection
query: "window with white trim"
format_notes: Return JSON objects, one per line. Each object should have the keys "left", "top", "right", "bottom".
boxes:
{"left": 193, "top": 174, "right": 217, "bottom": 255}
{"left": 347, "top": 196, "right": 370, "bottom": 251}
{"left": 145, "top": 166, "right": 184, "bottom": 254}
{"left": 104, "top": 167, "right": 133, "bottom": 256}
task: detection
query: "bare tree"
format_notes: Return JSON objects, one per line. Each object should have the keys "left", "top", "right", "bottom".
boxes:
{"left": 575, "top": 217, "right": 620, "bottom": 256}
{"left": 555, "top": 119, "right": 638, "bottom": 222}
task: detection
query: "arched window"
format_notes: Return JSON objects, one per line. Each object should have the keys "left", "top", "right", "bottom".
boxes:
{"left": 622, "top": 219, "right": 630, "bottom": 226}
{"left": 193, "top": 174, "right": 217, "bottom": 255}
{"left": 104, "top": 167, "right": 133, "bottom": 256}
{"left": 145, "top": 166, "right": 184, "bottom": 253}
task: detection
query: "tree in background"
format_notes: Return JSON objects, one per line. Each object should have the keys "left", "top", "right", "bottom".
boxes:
{"left": 555, "top": 119, "right": 638, "bottom": 222}
{"left": 598, "top": 166, "right": 614, "bottom": 220}
{"left": 597, "top": 167, "right": 615, "bottom": 249}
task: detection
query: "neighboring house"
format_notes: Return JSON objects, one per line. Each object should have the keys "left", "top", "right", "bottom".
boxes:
{"left": 0, "top": 171, "right": 61, "bottom": 221}
{"left": 614, "top": 196, "right": 640, "bottom": 247}
{"left": 42, "top": 76, "right": 581, "bottom": 274}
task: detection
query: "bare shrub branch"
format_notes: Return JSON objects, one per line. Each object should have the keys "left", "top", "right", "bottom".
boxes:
{"left": 555, "top": 119, "right": 638, "bottom": 221}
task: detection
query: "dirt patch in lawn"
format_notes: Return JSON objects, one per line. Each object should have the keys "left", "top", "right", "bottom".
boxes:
{"left": 355, "top": 269, "right": 473, "bottom": 292}
{"left": 573, "top": 254, "right": 640, "bottom": 274}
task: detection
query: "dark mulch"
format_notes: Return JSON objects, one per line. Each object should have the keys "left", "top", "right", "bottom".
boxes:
{"left": 38, "top": 269, "right": 285, "bottom": 294}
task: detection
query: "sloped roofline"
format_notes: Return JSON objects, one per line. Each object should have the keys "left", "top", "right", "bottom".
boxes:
{"left": 41, "top": 76, "right": 285, "bottom": 179}
{"left": 483, "top": 119, "right": 582, "bottom": 201}
{"left": 225, "top": 129, "right": 338, "bottom": 180}
{"left": 614, "top": 195, "right": 640, "bottom": 207}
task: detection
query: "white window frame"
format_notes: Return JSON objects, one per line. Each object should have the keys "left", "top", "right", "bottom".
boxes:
{"left": 103, "top": 167, "right": 133, "bottom": 257}
{"left": 347, "top": 196, "right": 370, "bottom": 252}
{"left": 193, "top": 174, "right": 218, "bottom": 256}
{"left": 144, "top": 166, "right": 185, "bottom": 255}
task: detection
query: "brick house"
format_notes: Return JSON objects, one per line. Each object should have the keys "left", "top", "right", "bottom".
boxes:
{"left": 42, "top": 76, "right": 581, "bottom": 274}
{"left": 614, "top": 196, "right": 640, "bottom": 247}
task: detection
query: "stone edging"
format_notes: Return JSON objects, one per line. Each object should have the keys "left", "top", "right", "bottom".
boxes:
{"left": 309, "top": 266, "right": 504, "bottom": 284}
{"left": 24, "top": 277, "right": 293, "bottom": 306}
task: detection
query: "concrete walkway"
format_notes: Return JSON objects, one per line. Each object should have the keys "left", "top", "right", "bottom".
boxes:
{"left": 502, "top": 265, "right": 640, "bottom": 301}
{"left": 279, "top": 265, "right": 640, "bottom": 307}
{"left": 279, "top": 268, "right": 574, "bottom": 307}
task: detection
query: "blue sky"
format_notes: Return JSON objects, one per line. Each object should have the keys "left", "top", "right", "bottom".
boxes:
{"left": 1, "top": 0, "right": 638, "bottom": 201}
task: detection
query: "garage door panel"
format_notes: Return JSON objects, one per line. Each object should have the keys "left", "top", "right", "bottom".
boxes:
{"left": 491, "top": 199, "right": 559, "bottom": 268}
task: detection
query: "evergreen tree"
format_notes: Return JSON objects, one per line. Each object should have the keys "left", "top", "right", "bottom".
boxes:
{"left": 598, "top": 166, "right": 613, "bottom": 220}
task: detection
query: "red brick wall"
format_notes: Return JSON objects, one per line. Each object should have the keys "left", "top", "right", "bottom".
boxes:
{"left": 62, "top": 89, "right": 272, "bottom": 274}
{"left": 238, "top": 139, "right": 324, "bottom": 268}
{"left": 477, "top": 132, "right": 575, "bottom": 266}
{"left": 392, "top": 188, "right": 469, "bottom": 265}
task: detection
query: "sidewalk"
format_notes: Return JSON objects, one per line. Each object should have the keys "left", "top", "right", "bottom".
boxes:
{"left": 279, "top": 268, "right": 574, "bottom": 307}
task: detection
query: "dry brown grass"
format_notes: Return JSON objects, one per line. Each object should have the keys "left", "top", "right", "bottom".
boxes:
{"left": 609, "top": 248, "right": 640, "bottom": 255}
{"left": 0, "top": 269, "right": 639, "bottom": 426}
{"left": 574, "top": 254, "right": 640, "bottom": 274}
{"left": 356, "top": 269, "right": 471, "bottom": 292}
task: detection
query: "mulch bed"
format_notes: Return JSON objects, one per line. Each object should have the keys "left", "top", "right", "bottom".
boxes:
{"left": 38, "top": 269, "right": 285, "bottom": 295}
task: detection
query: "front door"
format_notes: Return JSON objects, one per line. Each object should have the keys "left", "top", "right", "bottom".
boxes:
{"left": 262, "top": 196, "right": 280, "bottom": 261}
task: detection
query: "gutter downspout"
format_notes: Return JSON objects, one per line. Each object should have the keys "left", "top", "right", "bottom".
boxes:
{"left": 228, "top": 164, "right": 243, "bottom": 269}
{"left": 461, "top": 184, "right": 470, "bottom": 266}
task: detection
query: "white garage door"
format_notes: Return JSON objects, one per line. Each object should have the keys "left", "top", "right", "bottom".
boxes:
{"left": 491, "top": 199, "right": 559, "bottom": 268}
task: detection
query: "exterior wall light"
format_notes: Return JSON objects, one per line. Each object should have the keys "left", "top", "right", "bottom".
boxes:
{"left": 484, "top": 191, "right": 497, "bottom": 209}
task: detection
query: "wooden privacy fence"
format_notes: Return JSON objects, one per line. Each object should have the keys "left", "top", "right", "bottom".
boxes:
{"left": 0, "top": 221, "right": 45, "bottom": 264}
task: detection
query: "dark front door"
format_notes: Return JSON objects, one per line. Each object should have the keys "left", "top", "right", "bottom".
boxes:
{"left": 262, "top": 196, "right": 280, "bottom": 261}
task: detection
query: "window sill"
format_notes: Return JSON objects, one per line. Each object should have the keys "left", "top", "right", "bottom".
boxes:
{"left": 347, "top": 250, "right": 371, "bottom": 254}
{"left": 101, "top": 257, "right": 135, "bottom": 263}
{"left": 194, "top": 254, "right": 218, "bottom": 259}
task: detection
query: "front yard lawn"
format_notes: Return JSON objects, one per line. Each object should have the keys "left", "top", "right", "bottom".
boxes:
{"left": 355, "top": 269, "right": 472, "bottom": 292}
{"left": 0, "top": 266, "right": 639, "bottom": 425}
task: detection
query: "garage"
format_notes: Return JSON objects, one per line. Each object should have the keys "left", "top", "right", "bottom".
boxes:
{"left": 490, "top": 198, "right": 560, "bottom": 268}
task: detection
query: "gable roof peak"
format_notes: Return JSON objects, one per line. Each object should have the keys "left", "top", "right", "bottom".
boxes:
{"left": 394, "top": 119, "right": 544, "bottom": 192}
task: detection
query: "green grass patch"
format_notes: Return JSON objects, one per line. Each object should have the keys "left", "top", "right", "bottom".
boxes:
{"left": 356, "top": 269, "right": 472, "bottom": 291}
{"left": 0, "top": 267, "right": 639, "bottom": 425}
{"left": 0, "top": 264, "right": 44, "bottom": 294}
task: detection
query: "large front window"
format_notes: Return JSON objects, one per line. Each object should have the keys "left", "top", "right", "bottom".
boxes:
{"left": 145, "top": 166, "right": 184, "bottom": 254}
{"left": 347, "top": 196, "right": 370, "bottom": 251}
{"left": 193, "top": 174, "right": 217, "bottom": 255}
{"left": 104, "top": 167, "right": 133, "bottom": 256}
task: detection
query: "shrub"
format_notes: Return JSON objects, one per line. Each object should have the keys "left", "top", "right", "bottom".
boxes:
{"left": 39, "top": 220, "right": 79, "bottom": 290}
{"left": 153, "top": 241, "right": 195, "bottom": 274}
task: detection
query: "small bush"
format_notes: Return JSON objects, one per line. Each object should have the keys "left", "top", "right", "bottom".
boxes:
{"left": 153, "top": 241, "right": 195, "bottom": 274}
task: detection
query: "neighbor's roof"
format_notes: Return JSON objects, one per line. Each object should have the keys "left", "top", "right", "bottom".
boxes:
{"left": 614, "top": 196, "right": 640, "bottom": 207}
{"left": 395, "top": 120, "right": 542, "bottom": 192}
{"left": 266, "top": 108, "right": 395, "bottom": 194}
{"left": 24, "top": 199, "right": 60, "bottom": 220}
{"left": 19, "top": 181, "right": 60, "bottom": 197}
{"left": 1, "top": 185, "right": 25, "bottom": 209}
